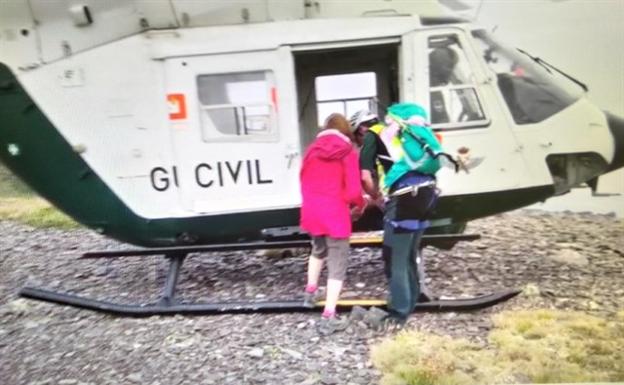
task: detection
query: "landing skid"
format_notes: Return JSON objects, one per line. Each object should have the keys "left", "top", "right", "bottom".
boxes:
{"left": 19, "top": 235, "right": 521, "bottom": 316}
{"left": 19, "top": 287, "right": 520, "bottom": 316}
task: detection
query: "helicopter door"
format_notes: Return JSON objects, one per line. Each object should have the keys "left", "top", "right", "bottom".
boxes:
{"left": 401, "top": 29, "right": 531, "bottom": 194}
{"left": 164, "top": 47, "right": 301, "bottom": 215}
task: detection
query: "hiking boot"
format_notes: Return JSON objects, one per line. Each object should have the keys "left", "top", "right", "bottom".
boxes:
{"left": 302, "top": 291, "right": 317, "bottom": 308}
{"left": 363, "top": 306, "right": 389, "bottom": 330}
{"left": 318, "top": 315, "right": 350, "bottom": 336}
{"left": 380, "top": 315, "right": 406, "bottom": 332}
{"left": 362, "top": 307, "right": 407, "bottom": 332}
{"left": 350, "top": 305, "right": 368, "bottom": 322}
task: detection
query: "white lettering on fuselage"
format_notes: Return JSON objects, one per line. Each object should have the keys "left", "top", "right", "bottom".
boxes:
{"left": 149, "top": 159, "right": 273, "bottom": 192}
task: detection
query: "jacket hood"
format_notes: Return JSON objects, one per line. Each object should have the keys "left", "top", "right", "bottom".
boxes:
{"left": 307, "top": 129, "right": 353, "bottom": 161}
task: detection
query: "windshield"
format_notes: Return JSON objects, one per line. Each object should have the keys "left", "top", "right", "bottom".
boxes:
{"left": 471, "top": 30, "right": 582, "bottom": 125}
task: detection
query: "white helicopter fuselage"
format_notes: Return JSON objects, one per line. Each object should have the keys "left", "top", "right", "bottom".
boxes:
{"left": 1, "top": 0, "right": 621, "bottom": 246}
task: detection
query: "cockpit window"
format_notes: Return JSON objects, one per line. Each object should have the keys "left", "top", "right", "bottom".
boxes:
{"left": 428, "top": 34, "right": 487, "bottom": 129}
{"left": 472, "top": 30, "right": 580, "bottom": 125}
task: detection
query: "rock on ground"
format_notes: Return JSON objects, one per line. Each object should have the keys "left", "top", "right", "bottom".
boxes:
{"left": 0, "top": 210, "right": 622, "bottom": 384}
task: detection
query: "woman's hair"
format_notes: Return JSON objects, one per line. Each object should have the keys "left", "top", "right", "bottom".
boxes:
{"left": 323, "top": 113, "right": 353, "bottom": 141}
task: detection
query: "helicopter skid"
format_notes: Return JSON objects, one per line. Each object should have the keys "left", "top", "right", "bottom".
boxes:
{"left": 18, "top": 286, "right": 520, "bottom": 316}
{"left": 18, "top": 235, "right": 520, "bottom": 316}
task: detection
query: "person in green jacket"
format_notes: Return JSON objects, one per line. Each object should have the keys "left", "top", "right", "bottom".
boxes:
{"left": 353, "top": 103, "right": 443, "bottom": 328}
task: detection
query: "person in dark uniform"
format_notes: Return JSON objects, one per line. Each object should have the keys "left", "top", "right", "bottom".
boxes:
{"left": 349, "top": 110, "right": 391, "bottom": 203}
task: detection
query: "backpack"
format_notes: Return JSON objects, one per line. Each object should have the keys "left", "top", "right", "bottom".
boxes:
{"left": 383, "top": 116, "right": 458, "bottom": 190}
{"left": 383, "top": 104, "right": 459, "bottom": 221}
{"left": 399, "top": 123, "right": 443, "bottom": 176}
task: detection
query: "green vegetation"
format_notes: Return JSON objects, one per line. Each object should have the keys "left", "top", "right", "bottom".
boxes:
{"left": 372, "top": 310, "right": 624, "bottom": 385}
{"left": 0, "top": 163, "right": 79, "bottom": 229}
{"left": 0, "top": 162, "right": 33, "bottom": 197}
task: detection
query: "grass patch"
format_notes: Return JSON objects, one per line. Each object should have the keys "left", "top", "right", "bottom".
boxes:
{"left": 0, "top": 163, "right": 33, "bottom": 197}
{"left": 371, "top": 309, "right": 624, "bottom": 385}
{"left": 0, "top": 197, "right": 79, "bottom": 229}
{"left": 0, "top": 163, "right": 79, "bottom": 229}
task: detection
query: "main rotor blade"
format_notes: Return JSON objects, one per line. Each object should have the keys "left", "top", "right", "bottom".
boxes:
{"left": 438, "top": 0, "right": 473, "bottom": 11}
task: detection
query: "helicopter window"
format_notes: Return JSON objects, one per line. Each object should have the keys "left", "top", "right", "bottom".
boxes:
{"left": 315, "top": 72, "right": 377, "bottom": 127}
{"left": 472, "top": 30, "right": 580, "bottom": 125}
{"left": 197, "top": 71, "right": 276, "bottom": 138}
{"left": 428, "top": 35, "right": 487, "bottom": 128}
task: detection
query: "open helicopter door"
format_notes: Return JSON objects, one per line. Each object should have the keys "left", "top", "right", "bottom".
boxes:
{"left": 401, "top": 27, "right": 532, "bottom": 205}
{"left": 163, "top": 47, "right": 301, "bottom": 216}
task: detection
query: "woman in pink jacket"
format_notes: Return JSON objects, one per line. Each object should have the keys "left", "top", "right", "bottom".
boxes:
{"left": 300, "top": 113, "right": 365, "bottom": 326}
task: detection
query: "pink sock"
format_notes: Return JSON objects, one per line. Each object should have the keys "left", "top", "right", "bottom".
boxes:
{"left": 322, "top": 309, "right": 336, "bottom": 319}
{"left": 305, "top": 284, "right": 318, "bottom": 293}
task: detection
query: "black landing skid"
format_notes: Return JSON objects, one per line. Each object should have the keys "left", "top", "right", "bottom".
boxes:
{"left": 19, "top": 234, "right": 520, "bottom": 316}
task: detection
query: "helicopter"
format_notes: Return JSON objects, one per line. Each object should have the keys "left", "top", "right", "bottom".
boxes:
{"left": 1, "top": 0, "right": 623, "bottom": 315}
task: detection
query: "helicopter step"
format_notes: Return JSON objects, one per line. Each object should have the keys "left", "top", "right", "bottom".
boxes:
{"left": 18, "top": 234, "right": 521, "bottom": 317}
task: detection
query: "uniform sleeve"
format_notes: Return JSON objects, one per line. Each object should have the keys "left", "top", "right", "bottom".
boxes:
{"left": 344, "top": 150, "right": 365, "bottom": 209}
{"left": 359, "top": 132, "right": 378, "bottom": 172}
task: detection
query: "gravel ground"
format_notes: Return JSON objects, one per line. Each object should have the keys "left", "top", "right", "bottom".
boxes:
{"left": 0, "top": 210, "right": 622, "bottom": 385}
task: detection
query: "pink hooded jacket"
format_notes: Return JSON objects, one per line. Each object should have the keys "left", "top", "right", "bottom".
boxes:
{"left": 300, "top": 129, "right": 365, "bottom": 239}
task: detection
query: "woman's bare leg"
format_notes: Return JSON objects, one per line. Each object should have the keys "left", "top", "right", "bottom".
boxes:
{"left": 307, "top": 255, "right": 324, "bottom": 290}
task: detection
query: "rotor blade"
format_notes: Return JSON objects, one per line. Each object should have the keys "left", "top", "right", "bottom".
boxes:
{"left": 438, "top": 0, "right": 473, "bottom": 11}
